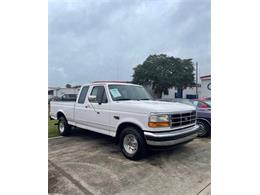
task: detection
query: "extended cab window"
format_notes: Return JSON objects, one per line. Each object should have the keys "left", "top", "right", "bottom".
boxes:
{"left": 90, "top": 86, "right": 107, "bottom": 103}
{"left": 77, "top": 86, "right": 89, "bottom": 104}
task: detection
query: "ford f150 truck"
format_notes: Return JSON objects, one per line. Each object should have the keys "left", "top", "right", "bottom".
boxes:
{"left": 50, "top": 82, "right": 199, "bottom": 160}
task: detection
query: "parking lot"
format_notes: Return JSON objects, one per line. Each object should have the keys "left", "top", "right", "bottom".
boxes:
{"left": 48, "top": 128, "right": 210, "bottom": 195}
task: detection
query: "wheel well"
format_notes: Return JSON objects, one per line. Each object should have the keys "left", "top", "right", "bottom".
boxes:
{"left": 197, "top": 118, "right": 211, "bottom": 127}
{"left": 57, "top": 112, "right": 66, "bottom": 120}
{"left": 115, "top": 122, "right": 144, "bottom": 143}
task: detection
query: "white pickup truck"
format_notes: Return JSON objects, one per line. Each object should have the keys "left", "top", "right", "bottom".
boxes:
{"left": 50, "top": 82, "right": 199, "bottom": 160}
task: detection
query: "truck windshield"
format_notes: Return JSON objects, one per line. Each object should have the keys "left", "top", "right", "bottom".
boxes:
{"left": 108, "top": 84, "right": 152, "bottom": 101}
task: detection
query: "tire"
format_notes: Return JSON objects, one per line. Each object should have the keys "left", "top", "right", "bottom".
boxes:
{"left": 58, "top": 116, "right": 71, "bottom": 136}
{"left": 197, "top": 120, "right": 211, "bottom": 137}
{"left": 119, "top": 127, "right": 147, "bottom": 160}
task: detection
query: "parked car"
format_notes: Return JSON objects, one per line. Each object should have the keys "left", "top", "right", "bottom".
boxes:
{"left": 50, "top": 82, "right": 199, "bottom": 160}
{"left": 60, "top": 94, "right": 77, "bottom": 101}
{"left": 48, "top": 96, "right": 59, "bottom": 104}
{"left": 159, "top": 98, "right": 211, "bottom": 137}
{"left": 190, "top": 99, "right": 211, "bottom": 137}
{"left": 48, "top": 94, "right": 77, "bottom": 104}
{"left": 191, "top": 98, "right": 211, "bottom": 109}
{"left": 159, "top": 98, "right": 194, "bottom": 106}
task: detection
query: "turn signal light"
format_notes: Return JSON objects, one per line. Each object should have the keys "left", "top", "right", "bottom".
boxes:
{"left": 148, "top": 122, "right": 170, "bottom": 127}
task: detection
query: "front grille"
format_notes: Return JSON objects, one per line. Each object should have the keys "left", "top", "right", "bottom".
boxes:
{"left": 170, "top": 111, "right": 196, "bottom": 127}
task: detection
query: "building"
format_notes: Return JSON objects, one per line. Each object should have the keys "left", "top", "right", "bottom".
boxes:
{"left": 200, "top": 75, "right": 211, "bottom": 98}
{"left": 48, "top": 86, "right": 81, "bottom": 99}
{"left": 161, "top": 74, "right": 211, "bottom": 99}
{"left": 161, "top": 86, "right": 200, "bottom": 99}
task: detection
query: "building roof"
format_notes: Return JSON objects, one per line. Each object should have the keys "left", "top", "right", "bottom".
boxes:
{"left": 48, "top": 87, "right": 60, "bottom": 90}
{"left": 48, "top": 86, "right": 81, "bottom": 90}
{"left": 200, "top": 75, "right": 211, "bottom": 80}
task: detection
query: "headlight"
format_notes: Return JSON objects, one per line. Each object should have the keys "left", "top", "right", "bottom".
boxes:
{"left": 148, "top": 114, "right": 170, "bottom": 127}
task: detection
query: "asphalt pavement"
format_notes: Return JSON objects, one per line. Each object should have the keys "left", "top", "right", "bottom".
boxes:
{"left": 48, "top": 128, "right": 211, "bottom": 195}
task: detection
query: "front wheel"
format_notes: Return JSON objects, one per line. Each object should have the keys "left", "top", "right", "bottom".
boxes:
{"left": 119, "top": 127, "right": 146, "bottom": 160}
{"left": 197, "top": 120, "right": 211, "bottom": 137}
{"left": 58, "top": 117, "right": 71, "bottom": 136}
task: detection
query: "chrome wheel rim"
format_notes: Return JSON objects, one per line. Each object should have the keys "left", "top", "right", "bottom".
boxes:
{"left": 123, "top": 134, "right": 138, "bottom": 155}
{"left": 198, "top": 122, "right": 207, "bottom": 136}
{"left": 59, "top": 121, "right": 65, "bottom": 133}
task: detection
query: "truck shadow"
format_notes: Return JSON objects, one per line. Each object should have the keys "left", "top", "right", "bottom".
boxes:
{"left": 68, "top": 127, "right": 198, "bottom": 161}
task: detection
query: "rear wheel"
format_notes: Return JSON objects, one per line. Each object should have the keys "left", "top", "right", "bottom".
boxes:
{"left": 119, "top": 127, "right": 146, "bottom": 160}
{"left": 58, "top": 117, "right": 71, "bottom": 136}
{"left": 197, "top": 120, "right": 211, "bottom": 137}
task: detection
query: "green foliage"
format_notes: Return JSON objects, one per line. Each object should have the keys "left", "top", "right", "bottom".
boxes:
{"left": 48, "top": 105, "right": 59, "bottom": 137}
{"left": 66, "top": 84, "right": 72, "bottom": 88}
{"left": 48, "top": 118, "right": 59, "bottom": 137}
{"left": 132, "top": 54, "right": 195, "bottom": 98}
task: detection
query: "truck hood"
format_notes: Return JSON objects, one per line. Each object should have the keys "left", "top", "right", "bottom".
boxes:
{"left": 112, "top": 100, "right": 196, "bottom": 114}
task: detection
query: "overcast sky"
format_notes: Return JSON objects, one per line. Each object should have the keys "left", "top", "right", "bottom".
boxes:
{"left": 48, "top": 0, "right": 210, "bottom": 87}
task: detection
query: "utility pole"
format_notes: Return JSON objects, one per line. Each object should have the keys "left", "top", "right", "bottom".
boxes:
{"left": 196, "top": 62, "right": 198, "bottom": 98}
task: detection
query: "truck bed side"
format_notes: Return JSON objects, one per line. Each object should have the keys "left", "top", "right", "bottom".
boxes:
{"left": 50, "top": 101, "right": 76, "bottom": 124}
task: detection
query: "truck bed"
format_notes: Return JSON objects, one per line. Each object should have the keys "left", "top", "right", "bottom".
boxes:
{"left": 50, "top": 101, "right": 75, "bottom": 122}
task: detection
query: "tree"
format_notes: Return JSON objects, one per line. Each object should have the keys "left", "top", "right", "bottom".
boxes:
{"left": 65, "top": 84, "right": 72, "bottom": 88}
{"left": 73, "top": 85, "right": 81, "bottom": 88}
{"left": 132, "top": 54, "right": 195, "bottom": 98}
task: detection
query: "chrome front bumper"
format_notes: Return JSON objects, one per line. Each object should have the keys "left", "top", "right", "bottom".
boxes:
{"left": 144, "top": 125, "right": 199, "bottom": 146}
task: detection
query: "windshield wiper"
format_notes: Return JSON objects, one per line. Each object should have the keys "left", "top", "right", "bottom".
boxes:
{"left": 116, "top": 98, "right": 151, "bottom": 101}
{"left": 115, "top": 98, "right": 132, "bottom": 101}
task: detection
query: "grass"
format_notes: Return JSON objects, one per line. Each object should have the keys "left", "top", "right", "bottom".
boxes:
{"left": 48, "top": 118, "right": 59, "bottom": 137}
{"left": 48, "top": 104, "right": 59, "bottom": 137}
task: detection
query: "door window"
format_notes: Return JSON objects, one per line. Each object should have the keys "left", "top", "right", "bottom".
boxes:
{"left": 90, "top": 86, "right": 108, "bottom": 103}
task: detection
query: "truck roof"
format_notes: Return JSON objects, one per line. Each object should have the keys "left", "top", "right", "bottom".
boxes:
{"left": 93, "top": 80, "right": 130, "bottom": 83}
{"left": 82, "top": 81, "right": 140, "bottom": 87}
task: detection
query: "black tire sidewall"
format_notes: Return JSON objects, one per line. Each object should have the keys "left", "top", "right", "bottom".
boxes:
{"left": 119, "top": 127, "right": 146, "bottom": 160}
{"left": 58, "top": 117, "right": 71, "bottom": 136}
{"left": 197, "top": 120, "right": 210, "bottom": 137}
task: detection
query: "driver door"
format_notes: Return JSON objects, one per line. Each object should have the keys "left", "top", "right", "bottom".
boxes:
{"left": 85, "top": 85, "right": 111, "bottom": 135}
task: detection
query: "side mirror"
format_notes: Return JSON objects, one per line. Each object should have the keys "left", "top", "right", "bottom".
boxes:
{"left": 88, "top": 95, "right": 96, "bottom": 102}
{"left": 97, "top": 98, "right": 102, "bottom": 105}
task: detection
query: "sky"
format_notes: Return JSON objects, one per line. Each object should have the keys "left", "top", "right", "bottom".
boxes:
{"left": 48, "top": 0, "right": 211, "bottom": 87}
